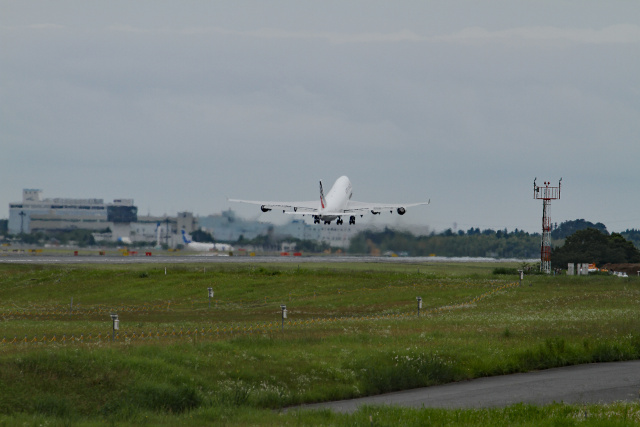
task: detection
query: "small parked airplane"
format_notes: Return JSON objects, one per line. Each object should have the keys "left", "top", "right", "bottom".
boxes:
{"left": 229, "top": 175, "right": 429, "bottom": 225}
{"left": 181, "top": 230, "right": 234, "bottom": 252}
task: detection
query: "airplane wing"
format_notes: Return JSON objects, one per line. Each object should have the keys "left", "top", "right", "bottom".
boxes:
{"left": 283, "top": 200, "right": 430, "bottom": 216}
{"left": 345, "top": 200, "right": 430, "bottom": 213}
{"left": 280, "top": 200, "right": 430, "bottom": 218}
{"left": 228, "top": 198, "right": 320, "bottom": 213}
{"left": 229, "top": 176, "right": 429, "bottom": 224}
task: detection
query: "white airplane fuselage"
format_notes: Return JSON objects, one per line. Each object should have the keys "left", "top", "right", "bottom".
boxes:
{"left": 317, "top": 176, "right": 353, "bottom": 223}
{"left": 181, "top": 230, "right": 233, "bottom": 252}
{"left": 184, "top": 241, "right": 234, "bottom": 252}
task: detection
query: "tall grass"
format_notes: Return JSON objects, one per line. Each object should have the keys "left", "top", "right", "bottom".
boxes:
{"left": 350, "top": 349, "right": 459, "bottom": 394}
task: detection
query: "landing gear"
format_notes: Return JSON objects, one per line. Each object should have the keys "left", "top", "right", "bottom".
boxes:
{"left": 314, "top": 215, "right": 355, "bottom": 225}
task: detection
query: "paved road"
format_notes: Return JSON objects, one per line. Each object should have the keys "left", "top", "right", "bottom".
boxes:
{"left": 293, "top": 361, "right": 640, "bottom": 413}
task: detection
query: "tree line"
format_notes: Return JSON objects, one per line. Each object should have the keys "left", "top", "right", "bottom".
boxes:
{"left": 551, "top": 228, "right": 640, "bottom": 266}
{"left": 347, "top": 219, "right": 640, "bottom": 260}
{"left": 348, "top": 227, "right": 543, "bottom": 258}
{"left": 2, "top": 217, "right": 639, "bottom": 261}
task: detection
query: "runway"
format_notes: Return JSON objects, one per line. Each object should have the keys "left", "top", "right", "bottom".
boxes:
{"left": 292, "top": 361, "right": 640, "bottom": 413}
{"left": 0, "top": 254, "right": 535, "bottom": 264}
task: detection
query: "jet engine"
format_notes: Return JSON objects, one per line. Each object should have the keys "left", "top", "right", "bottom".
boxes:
{"left": 397, "top": 207, "right": 406, "bottom": 215}
{"left": 261, "top": 205, "right": 272, "bottom": 212}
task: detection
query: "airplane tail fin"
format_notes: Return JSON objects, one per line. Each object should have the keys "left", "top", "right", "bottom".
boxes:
{"left": 181, "top": 229, "right": 191, "bottom": 244}
{"left": 319, "top": 180, "right": 326, "bottom": 209}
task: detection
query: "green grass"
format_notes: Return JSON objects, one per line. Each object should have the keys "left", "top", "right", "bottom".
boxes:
{"left": 0, "top": 261, "right": 639, "bottom": 425}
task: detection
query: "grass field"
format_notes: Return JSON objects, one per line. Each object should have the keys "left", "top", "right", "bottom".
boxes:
{"left": 1, "top": 261, "right": 639, "bottom": 426}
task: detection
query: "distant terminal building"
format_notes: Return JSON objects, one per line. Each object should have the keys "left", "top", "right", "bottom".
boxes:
{"left": 316, "top": 222, "right": 360, "bottom": 248}
{"left": 101, "top": 212, "right": 196, "bottom": 246}
{"left": 7, "top": 189, "right": 195, "bottom": 246}
{"left": 8, "top": 189, "right": 141, "bottom": 242}
{"left": 8, "top": 189, "right": 121, "bottom": 234}
{"left": 276, "top": 219, "right": 360, "bottom": 248}
{"left": 197, "top": 210, "right": 271, "bottom": 241}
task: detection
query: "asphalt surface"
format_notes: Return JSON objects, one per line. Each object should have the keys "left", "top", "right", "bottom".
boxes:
{"left": 0, "top": 254, "right": 535, "bottom": 264}
{"left": 292, "top": 361, "right": 640, "bottom": 413}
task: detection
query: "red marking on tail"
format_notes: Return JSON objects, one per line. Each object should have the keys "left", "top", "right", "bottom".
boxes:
{"left": 319, "top": 181, "right": 326, "bottom": 209}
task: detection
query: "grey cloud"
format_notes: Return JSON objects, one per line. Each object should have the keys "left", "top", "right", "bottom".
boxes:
{"left": 2, "top": 2, "right": 640, "bottom": 232}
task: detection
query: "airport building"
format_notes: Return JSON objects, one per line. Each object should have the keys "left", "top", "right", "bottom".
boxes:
{"left": 197, "top": 210, "right": 272, "bottom": 241}
{"left": 8, "top": 189, "right": 149, "bottom": 243}
{"left": 8, "top": 189, "right": 359, "bottom": 248}
{"left": 275, "top": 219, "right": 360, "bottom": 248}
{"left": 96, "top": 212, "right": 196, "bottom": 246}
{"left": 198, "top": 211, "right": 360, "bottom": 248}
{"left": 316, "top": 222, "right": 360, "bottom": 248}
{"left": 8, "top": 189, "right": 129, "bottom": 234}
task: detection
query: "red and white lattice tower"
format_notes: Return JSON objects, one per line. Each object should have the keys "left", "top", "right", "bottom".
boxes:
{"left": 533, "top": 178, "right": 562, "bottom": 274}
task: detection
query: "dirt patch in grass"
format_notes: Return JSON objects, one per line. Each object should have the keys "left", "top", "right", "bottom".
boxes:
{"left": 601, "top": 263, "right": 640, "bottom": 275}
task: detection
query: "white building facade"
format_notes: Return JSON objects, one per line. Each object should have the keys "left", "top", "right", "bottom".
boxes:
{"left": 9, "top": 189, "right": 108, "bottom": 234}
{"left": 8, "top": 189, "right": 137, "bottom": 238}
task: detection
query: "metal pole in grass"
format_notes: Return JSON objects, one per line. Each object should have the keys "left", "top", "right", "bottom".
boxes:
{"left": 280, "top": 305, "right": 287, "bottom": 331}
{"left": 208, "top": 287, "right": 213, "bottom": 309}
{"left": 416, "top": 296, "right": 422, "bottom": 317}
{"left": 110, "top": 313, "right": 119, "bottom": 341}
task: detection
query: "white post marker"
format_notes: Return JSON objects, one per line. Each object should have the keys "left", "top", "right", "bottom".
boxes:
{"left": 518, "top": 270, "right": 524, "bottom": 286}
{"left": 110, "top": 313, "right": 119, "bottom": 341}
{"left": 281, "top": 305, "right": 287, "bottom": 331}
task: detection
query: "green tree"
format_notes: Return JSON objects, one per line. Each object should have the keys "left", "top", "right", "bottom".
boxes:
{"left": 190, "top": 229, "right": 215, "bottom": 243}
{"left": 551, "top": 228, "right": 640, "bottom": 266}
{"left": 348, "top": 228, "right": 541, "bottom": 258}
{"left": 551, "top": 219, "right": 608, "bottom": 239}
{"left": 18, "top": 232, "right": 46, "bottom": 245}
{"left": 621, "top": 229, "right": 640, "bottom": 249}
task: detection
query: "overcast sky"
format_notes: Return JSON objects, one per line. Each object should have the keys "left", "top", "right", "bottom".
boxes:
{"left": 2, "top": 1, "right": 639, "bottom": 233}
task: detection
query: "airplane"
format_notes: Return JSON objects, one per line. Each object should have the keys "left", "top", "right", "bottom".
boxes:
{"left": 229, "top": 175, "right": 429, "bottom": 225}
{"left": 181, "top": 230, "right": 234, "bottom": 252}
{"left": 117, "top": 236, "right": 132, "bottom": 245}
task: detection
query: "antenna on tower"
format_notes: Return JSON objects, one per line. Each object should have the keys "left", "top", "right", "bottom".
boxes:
{"left": 533, "top": 178, "right": 562, "bottom": 274}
